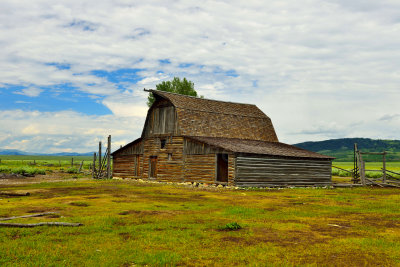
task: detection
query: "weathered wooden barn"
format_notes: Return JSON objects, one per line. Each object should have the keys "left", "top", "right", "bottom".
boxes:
{"left": 112, "top": 90, "right": 334, "bottom": 187}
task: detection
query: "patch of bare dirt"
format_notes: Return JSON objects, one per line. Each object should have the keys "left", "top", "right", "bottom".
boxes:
{"left": 220, "top": 236, "right": 247, "bottom": 243}
{"left": 24, "top": 207, "right": 60, "bottom": 214}
{"left": 297, "top": 249, "right": 393, "bottom": 266}
{"left": 0, "top": 173, "right": 26, "bottom": 179}
{"left": 118, "top": 210, "right": 183, "bottom": 217}
{"left": 357, "top": 214, "right": 400, "bottom": 228}
{"left": 69, "top": 201, "right": 90, "bottom": 207}
{"left": 112, "top": 194, "right": 127, "bottom": 198}
{"left": 310, "top": 223, "right": 360, "bottom": 238}
{"left": 253, "top": 227, "right": 330, "bottom": 247}
{"left": 323, "top": 213, "right": 399, "bottom": 229}
{"left": 119, "top": 232, "right": 132, "bottom": 240}
{"left": 35, "top": 186, "right": 96, "bottom": 199}
{"left": 0, "top": 173, "right": 91, "bottom": 186}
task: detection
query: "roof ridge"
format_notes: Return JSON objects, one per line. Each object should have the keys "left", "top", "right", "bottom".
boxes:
{"left": 145, "top": 88, "right": 258, "bottom": 107}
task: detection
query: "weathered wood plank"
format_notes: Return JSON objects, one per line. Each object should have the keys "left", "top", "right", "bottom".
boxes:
{"left": 236, "top": 155, "right": 332, "bottom": 187}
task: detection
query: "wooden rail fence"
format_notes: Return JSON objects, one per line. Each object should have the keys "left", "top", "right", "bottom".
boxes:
{"left": 92, "top": 135, "right": 112, "bottom": 179}
{"left": 347, "top": 143, "right": 399, "bottom": 187}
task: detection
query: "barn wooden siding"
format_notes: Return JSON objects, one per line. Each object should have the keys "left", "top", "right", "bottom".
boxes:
{"left": 235, "top": 155, "right": 332, "bottom": 187}
{"left": 114, "top": 141, "right": 143, "bottom": 156}
{"left": 142, "top": 136, "right": 185, "bottom": 182}
{"left": 112, "top": 139, "right": 143, "bottom": 178}
{"left": 228, "top": 154, "right": 235, "bottom": 185}
{"left": 184, "top": 154, "right": 216, "bottom": 183}
{"left": 183, "top": 138, "right": 235, "bottom": 185}
{"left": 113, "top": 155, "right": 142, "bottom": 178}
{"left": 142, "top": 101, "right": 177, "bottom": 137}
{"left": 183, "top": 138, "right": 226, "bottom": 154}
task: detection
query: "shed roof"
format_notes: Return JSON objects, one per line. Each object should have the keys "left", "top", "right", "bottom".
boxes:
{"left": 185, "top": 136, "right": 334, "bottom": 159}
{"left": 148, "top": 90, "right": 279, "bottom": 142}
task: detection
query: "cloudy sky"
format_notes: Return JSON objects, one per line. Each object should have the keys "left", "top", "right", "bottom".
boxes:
{"left": 1, "top": 0, "right": 399, "bottom": 153}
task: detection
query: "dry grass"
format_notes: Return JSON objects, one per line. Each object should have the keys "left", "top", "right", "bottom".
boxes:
{"left": 1, "top": 179, "right": 400, "bottom": 266}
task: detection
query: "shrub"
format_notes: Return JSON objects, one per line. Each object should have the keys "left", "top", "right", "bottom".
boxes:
{"left": 0, "top": 166, "right": 12, "bottom": 173}
{"left": 219, "top": 222, "right": 242, "bottom": 231}
{"left": 331, "top": 169, "right": 352, "bottom": 177}
{"left": 12, "top": 167, "right": 45, "bottom": 176}
{"left": 366, "top": 172, "right": 384, "bottom": 179}
{"left": 66, "top": 168, "right": 79, "bottom": 174}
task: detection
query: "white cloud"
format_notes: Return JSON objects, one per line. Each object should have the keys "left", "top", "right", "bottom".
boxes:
{"left": 0, "top": 109, "right": 145, "bottom": 153}
{"left": 0, "top": 0, "right": 400, "bottom": 151}
{"left": 102, "top": 96, "right": 148, "bottom": 117}
{"left": 379, "top": 114, "right": 400, "bottom": 122}
{"left": 15, "top": 87, "right": 43, "bottom": 97}
{"left": 21, "top": 124, "right": 41, "bottom": 135}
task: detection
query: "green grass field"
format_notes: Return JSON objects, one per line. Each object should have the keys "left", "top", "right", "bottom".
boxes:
{"left": 333, "top": 161, "right": 400, "bottom": 179}
{"left": 0, "top": 155, "right": 97, "bottom": 176}
{"left": 0, "top": 155, "right": 92, "bottom": 168}
{"left": 1, "top": 180, "right": 400, "bottom": 266}
{"left": 333, "top": 161, "right": 400, "bottom": 171}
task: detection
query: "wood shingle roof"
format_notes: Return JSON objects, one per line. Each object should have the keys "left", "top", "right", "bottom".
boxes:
{"left": 149, "top": 90, "right": 279, "bottom": 142}
{"left": 185, "top": 136, "right": 334, "bottom": 159}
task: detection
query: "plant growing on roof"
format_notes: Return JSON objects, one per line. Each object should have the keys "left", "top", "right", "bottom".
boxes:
{"left": 147, "top": 77, "right": 202, "bottom": 107}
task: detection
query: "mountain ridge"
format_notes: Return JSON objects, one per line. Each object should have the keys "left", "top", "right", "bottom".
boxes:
{"left": 0, "top": 149, "right": 94, "bottom": 156}
{"left": 294, "top": 138, "right": 400, "bottom": 161}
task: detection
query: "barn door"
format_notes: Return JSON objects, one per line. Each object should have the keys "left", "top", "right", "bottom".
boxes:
{"left": 216, "top": 154, "right": 228, "bottom": 182}
{"left": 135, "top": 155, "right": 141, "bottom": 176}
{"left": 149, "top": 156, "right": 157, "bottom": 178}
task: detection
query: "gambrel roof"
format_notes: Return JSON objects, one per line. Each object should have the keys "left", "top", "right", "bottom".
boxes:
{"left": 147, "top": 89, "right": 279, "bottom": 142}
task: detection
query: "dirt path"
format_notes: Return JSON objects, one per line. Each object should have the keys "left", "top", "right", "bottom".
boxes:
{"left": 0, "top": 173, "right": 91, "bottom": 186}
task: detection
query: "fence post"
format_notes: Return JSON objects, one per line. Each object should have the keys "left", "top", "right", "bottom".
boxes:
{"left": 78, "top": 161, "right": 84, "bottom": 173}
{"left": 92, "top": 152, "right": 97, "bottom": 178}
{"left": 383, "top": 151, "right": 386, "bottom": 183}
{"left": 99, "top": 142, "right": 102, "bottom": 178}
{"left": 358, "top": 152, "right": 366, "bottom": 186}
{"left": 353, "top": 143, "right": 359, "bottom": 184}
{"left": 107, "top": 135, "right": 111, "bottom": 179}
{"left": 71, "top": 157, "right": 74, "bottom": 167}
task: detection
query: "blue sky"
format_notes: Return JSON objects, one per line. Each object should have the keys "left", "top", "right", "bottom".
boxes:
{"left": 0, "top": 0, "right": 399, "bottom": 153}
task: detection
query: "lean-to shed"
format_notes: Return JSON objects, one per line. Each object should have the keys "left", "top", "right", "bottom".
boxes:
{"left": 112, "top": 90, "right": 333, "bottom": 187}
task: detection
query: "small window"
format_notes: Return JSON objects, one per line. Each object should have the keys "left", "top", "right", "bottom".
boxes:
{"left": 160, "top": 139, "right": 166, "bottom": 149}
{"left": 168, "top": 153, "right": 172, "bottom": 161}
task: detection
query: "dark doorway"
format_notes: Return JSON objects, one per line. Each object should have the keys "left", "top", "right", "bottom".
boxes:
{"left": 149, "top": 156, "right": 157, "bottom": 178}
{"left": 216, "top": 154, "right": 228, "bottom": 182}
{"left": 135, "top": 155, "right": 140, "bottom": 176}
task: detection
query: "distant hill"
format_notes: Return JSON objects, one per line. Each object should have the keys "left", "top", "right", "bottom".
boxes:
{"left": 0, "top": 149, "right": 93, "bottom": 157}
{"left": 294, "top": 138, "right": 400, "bottom": 162}
{"left": 0, "top": 149, "right": 28, "bottom": 155}
{"left": 294, "top": 138, "right": 400, "bottom": 161}
{"left": 3, "top": 138, "right": 400, "bottom": 162}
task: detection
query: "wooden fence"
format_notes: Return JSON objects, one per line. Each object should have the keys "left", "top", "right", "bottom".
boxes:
{"left": 335, "top": 143, "right": 400, "bottom": 187}
{"left": 92, "top": 135, "right": 112, "bottom": 179}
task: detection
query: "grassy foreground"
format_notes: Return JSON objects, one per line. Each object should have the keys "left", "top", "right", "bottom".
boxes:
{"left": 1, "top": 180, "right": 400, "bottom": 266}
